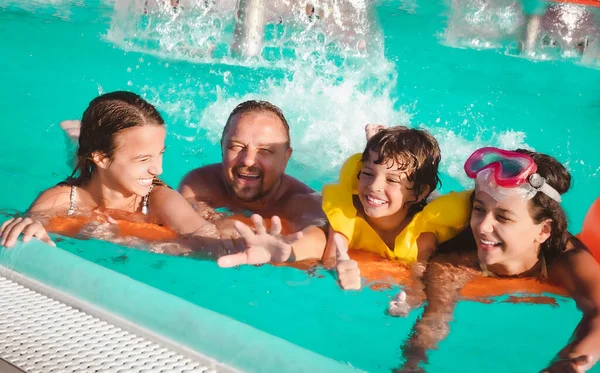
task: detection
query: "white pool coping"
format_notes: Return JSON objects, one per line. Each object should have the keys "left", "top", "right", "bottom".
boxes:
{"left": 0, "top": 240, "right": 365, "bottom": 373}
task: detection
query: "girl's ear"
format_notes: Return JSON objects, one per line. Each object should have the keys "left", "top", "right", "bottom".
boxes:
{"left": 91, "top": 151, "right": 110, "bottom": 170}
{"left": 536, "top": 219, "right": 552, "bottom": 245}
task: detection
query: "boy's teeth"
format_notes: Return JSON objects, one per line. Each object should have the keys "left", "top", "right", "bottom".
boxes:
{"left": 367, "top": 196, "right": 387, "bottom": 205}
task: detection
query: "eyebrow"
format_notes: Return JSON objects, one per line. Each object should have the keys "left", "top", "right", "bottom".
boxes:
{"left": 365, "top": 158, "right": 406, "bottom": 171}
{"left": 496, "top": 207, "right": 515, "bottom": 216}
{"left": 228, "top": 139, "right": 279, "bottom": 148}
{"left": 385, "top": 172, "right": 403, "bottom": 179}
{"left": 132, "top": 146, "right": 166, "bottom": 159}
{"left": 473, "top": 198, "right": 485, "bottom": 205}
{"left": 474, "top": 198, "right": 516, "bottom": 216}
{"left": 363, "top": 162, "right": 404, "bottom": 174}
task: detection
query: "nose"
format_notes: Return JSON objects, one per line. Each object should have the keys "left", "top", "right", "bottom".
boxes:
{"left": 240, "top": 148, "right": 257, "bottom": 167}
{"left": 476, "top": 212, "right": 495, "bottom": 235}
{"left": 368, "top": 175, "right": 385, "bottom": 192}
{"left": 148, "top": 159, "right": 163, "bottom": 176}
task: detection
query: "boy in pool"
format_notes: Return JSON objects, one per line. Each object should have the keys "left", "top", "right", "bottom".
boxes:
{"left": 320, "top": 125, "right": 471, "bottom": 312}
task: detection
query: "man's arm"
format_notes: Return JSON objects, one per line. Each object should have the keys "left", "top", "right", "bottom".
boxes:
{"left": 278, "top": 192, "right": 326, "bottom": 231}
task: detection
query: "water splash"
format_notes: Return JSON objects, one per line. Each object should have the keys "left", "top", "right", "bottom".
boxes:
{"left": 443, "top": 0, "right": 525, "bottom": 49}
{"left": 443, "top": 0, "right": 600, "bottom": 66}
{"left": 109, "top": 0, "right": 536, "bottom": 188}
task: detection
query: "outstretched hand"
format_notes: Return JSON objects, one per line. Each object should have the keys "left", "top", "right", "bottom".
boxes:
{"left": 217, "top": 214, "right": 302, "bottom": 268}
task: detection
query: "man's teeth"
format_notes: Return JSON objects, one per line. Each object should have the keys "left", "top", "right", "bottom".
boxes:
{"left": 481, "top": 239, "right": 500, "bottom": 246}
{"left": 237, "top": 173, "right": 260, "bottom": 179}
{"left": 366, "top": 195, "right": 387, "bottom": 205}
{"left": 137, "top": 178, "right": 153, "bottom": 186}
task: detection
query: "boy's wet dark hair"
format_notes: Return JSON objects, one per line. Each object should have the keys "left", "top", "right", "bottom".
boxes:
{"left": 361, "top": 126, "right": 441, "bottom": 215}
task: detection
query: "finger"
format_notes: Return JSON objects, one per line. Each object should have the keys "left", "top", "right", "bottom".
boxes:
{"left": 1, "top": 218, "right": 22, "bottom": 245}
{"left": 269, "top": 215, "right": 282, "bottom": 236}
{"left": 38, "top": 231, "right": 56, "bottom": 247}
{"left": 337, "top": 259, "right": 359, "bottom": 271}
{"left": 106, "top": 216, "right": 118, "bottom": 224}
{"left": 21, "top": 224, "right": 42, "bottom": 243}
{"left": 343, "top": 268, "right": 361, "bottom": 278}
{"left": 217, "top": 252, "right": 249, "bottom": 268}
{"left": 0, "top": 219, "right": 12, "bottom": 245}
{"left": 395, "top": 291, "right": 407, "bottom": 302}
{"left": 233, "top": 220, "right": 257, "bottom": 241}
{"left": 271, "top": 248, "right": 291, "bottom": 263}
{"left": 4, "top": 219, "right": 31, "bottom": 247}
{"left": 333, "top": 233, "right": 350, "bottom": 261}
{"left": 283, "top": 231, "right": 303, "bottom": 245}
{"left": 250, "top": 214, "right": 267, "bottom": 235}
{"left": 42, "top": 236, "right": 57, "bottom": 247}
{"left": 340, "top": 270, "right": 362, "bottom": 290}
{"left": 0, "top": 218, "right": 17, "bottom": 236}
{"left": 229, "top": 227, "right": 241, "bottom": 240}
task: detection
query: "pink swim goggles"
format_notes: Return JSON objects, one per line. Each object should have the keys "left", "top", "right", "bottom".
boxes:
{"left": 464, "top": 147, "right": 562, "bottom": 203}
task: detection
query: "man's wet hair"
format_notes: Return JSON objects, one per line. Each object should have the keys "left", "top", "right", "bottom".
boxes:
{"left": 221, "top": 100, "right": 291, "bottom": 148}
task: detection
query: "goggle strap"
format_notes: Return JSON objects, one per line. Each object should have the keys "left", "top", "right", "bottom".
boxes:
{"left": 538, "top": 181, "right": 562, "bottom": 203}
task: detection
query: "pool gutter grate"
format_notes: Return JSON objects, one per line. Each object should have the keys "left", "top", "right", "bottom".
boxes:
{"left": 0, "top": 272, "right": 233, "bottom": 373}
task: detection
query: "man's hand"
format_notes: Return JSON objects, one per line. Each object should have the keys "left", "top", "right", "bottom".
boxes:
{"left": 217, "top": 214, "right": 302, "bottom": 267}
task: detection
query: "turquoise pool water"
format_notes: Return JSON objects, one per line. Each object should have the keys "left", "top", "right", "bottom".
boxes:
{"left": 0, "top": 0, "right": 599, "bottom": 372}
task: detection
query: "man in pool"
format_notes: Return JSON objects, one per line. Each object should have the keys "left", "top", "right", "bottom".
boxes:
{"left": 178, "top": 100, "right": 327, "bottom": 266}
{"left": 60, "top": 100, "right": 326, "bottom": 265}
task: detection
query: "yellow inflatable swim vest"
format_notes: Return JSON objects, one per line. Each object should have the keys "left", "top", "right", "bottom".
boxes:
{"left": 322, "top": 153, "right": 471, "bottom": 262}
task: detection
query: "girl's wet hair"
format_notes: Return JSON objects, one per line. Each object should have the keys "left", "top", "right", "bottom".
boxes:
{"left": 361, "top": 126, "right": 441, "bottom": 215}
{"left": 70, "top": 91, "right": 165, "bottom": 185}
{"left": 514, "top": 149, "right": 572, "bottom": 262}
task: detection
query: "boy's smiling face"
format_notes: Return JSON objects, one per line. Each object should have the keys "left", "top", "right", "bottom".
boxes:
{"left": 357, "top": 151, "right": 417, "bottom": 220}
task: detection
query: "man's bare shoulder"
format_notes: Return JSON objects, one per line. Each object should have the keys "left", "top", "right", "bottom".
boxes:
{"left": 281, "top": 174, "right": 315, "bottom": 196}
{"left": 180, "top": 163, "right": 222, "bottom": 185}
{"left": 178, "top": 163, "right": 225, "bottom": 201}
{"left": 179, "top": 163, "right": 223, "bottom": 190}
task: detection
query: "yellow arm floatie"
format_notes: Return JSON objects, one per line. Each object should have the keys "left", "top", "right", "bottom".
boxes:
{"left": 419, "top": 190, "right": 472, "bottom": 244}
{"left": 321, "top": 153, "right": 363, "bottom": 240}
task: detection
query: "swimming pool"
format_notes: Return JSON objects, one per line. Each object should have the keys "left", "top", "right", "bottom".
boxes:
{"left": 0, "top": 0, "right": 599, "bottom": 372}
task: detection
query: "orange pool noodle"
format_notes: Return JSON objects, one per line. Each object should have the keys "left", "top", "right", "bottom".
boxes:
{"left": 580, "top": 197, "right": 600, "bottom": 263}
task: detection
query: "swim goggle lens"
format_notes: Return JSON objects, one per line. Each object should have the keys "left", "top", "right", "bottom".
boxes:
{"left": 464, "top": 147, "right": 562, "bottom": 203}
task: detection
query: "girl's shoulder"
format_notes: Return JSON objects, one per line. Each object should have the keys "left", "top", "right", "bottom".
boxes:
{"left": 29, "top": 184, "right": 74, "bottom": 214}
